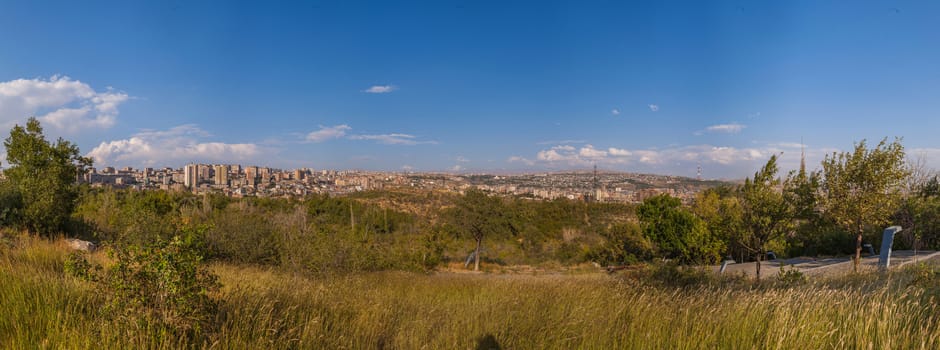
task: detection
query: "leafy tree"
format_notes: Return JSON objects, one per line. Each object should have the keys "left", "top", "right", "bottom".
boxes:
{"left": 737, "top": 155, "right": 793, "bottom": 279}
{"left": 3, "top": 117, "right": 91, "bottom": 235}
{"left": 692, "top": 187, "right": 744, "bottom": 261}
{"left": 451, "top": 188, "right": 510, "bottom": 271}
{"left": 637, "top": 194, "right": 723, "bottom": 264}
{"left": 821, "top": 138, "right": 908, "bottom": 272}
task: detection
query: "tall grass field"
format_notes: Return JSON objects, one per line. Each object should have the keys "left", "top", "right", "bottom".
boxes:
{"left": 2, "top": 236, "right": 939, "bottom": 349}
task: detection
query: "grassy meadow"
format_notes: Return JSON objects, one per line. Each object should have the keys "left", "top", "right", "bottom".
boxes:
{"left": 2, "top": 235, "right": 940, "bottom": 349}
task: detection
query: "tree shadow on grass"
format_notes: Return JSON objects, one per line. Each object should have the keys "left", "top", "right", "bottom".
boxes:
{"left": 475, "top": 334, "right": 501, "bottom": 350}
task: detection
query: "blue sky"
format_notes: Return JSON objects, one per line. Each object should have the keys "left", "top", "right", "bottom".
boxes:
{"left": 1, "top": 0, "right": 939, "bottom": 178}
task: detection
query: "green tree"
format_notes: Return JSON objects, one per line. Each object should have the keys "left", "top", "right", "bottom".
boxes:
{"left": 821, "top": 138, "right": 908, "bottom": 272}
{"left": 692, "top": 187, "right": 744, "bottom": 261}
{"left": 638, "top": 194, "right": 723, "bottom": 264}
{"left": 738, "top": 155, "right": 793, "bottom": 279}
{"left": 451, "top": 188, "right": 509, "bottom": 271}
{"left": 3, "top": 117, "right": 91, "bottom": 235}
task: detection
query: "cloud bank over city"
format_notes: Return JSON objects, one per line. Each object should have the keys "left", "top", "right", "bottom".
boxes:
{"left": 507, "top": 142, "right": 841, "bottom": 179}
{"left": 87, "top": 125, "right": 263, "bottom": 167}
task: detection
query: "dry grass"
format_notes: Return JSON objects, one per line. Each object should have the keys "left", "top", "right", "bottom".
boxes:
{"left": 2, "top": 235, "right": 939, "bottom": 349}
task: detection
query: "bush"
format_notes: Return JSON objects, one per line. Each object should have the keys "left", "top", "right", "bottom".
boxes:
{"left": 205, "top": 207, "right": 279, "bottom": 265}
{"left": 638, "top": 263, "right": 718, "bottom": 288}
{"left": 105, "top": 234, "right": 220, "bottom": 333}
{"left": 776, "top": 265, "right": 807, "bottom": 286}
{"left": 586, "top": 223, "right": 652, "bottom": 266}
{"left": 63, "top": 252, "right": 99, "bottom": 282}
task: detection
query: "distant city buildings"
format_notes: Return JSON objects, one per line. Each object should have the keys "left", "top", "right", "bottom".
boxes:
{"left": 79, "top": 163, "right": 720, "bottom": 203}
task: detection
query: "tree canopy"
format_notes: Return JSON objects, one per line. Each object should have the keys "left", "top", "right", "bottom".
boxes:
{"left": 638, "top": 194, "right": 723, "bottom": 264}
{"left": 450, "top": 188, "right": 512, "bottom": 271}
{"left": 3, "top": 117, "right": 91, "bottom": 235}
{"left": 737, "top": 155, "right": 792, "bottom": 279}
{"left": 821, "top": 138, "right": 907, "bottom": 271}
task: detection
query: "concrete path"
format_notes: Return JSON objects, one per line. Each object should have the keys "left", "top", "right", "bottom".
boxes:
{"left": 713, "top": 250, "right": 940, "bottom": 278}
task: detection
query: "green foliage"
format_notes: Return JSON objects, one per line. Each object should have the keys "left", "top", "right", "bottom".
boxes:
{"left": 0, "top": 181, "right": 23, "bottom": 228}
{"left": 63, "top": 251, "right": 99, "bottom": 282}
{"left": 893, "top": 175, "right": 940, "bottom": 250}
{"left": 636, "top": 262, "right": 735, "bottom": 288}
{"left": 419, "top": 228, "right": 447, "bottom": 271}
{"left": 586, "top": 223, "right": 652, "bottom": 266}
{"left": 906, "top": 263, "right": 939, "bottom": 288}
{"left": 737, "top": 155, "right": 793, "bottom": 278}
{"left": 73, "top": 188, "right": 186, "bottom": 244}
{"left": 204, "top": 204, "right": 280, "bottom": 265}
{"left": 3, "top": 117, "right": 91, "bottom": 235}
{"left": 449, "top": 189, "right": 513, "bottom": 270}
{"left": 776, "top": 265, "right": 807, "bottom": 286}
{"left": 105, "top": 232, "right": 220, "bottom": 333}
{"left": 638, "top": 194, "right": 723, "bottom": 264}
{"left": 821, "top": 138, "right": 908, "bottom": 269}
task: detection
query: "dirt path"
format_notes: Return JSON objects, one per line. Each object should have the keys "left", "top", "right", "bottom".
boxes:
{"left": 714, "top": 250, "right": 940, "bottom": 278}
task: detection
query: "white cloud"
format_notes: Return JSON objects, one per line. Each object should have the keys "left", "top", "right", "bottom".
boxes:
{"left": 306, "top": 124, "right": 351, "bottom": 142}
{"left": 0, "top": 75, "right": 128, "bottom": 132}
{"left": 537, "top": 149, "right": 569, "bottom": 162}
{"left": 363, "top": 85, "right": 396, "bottom": 94}
{"left": 523, "top": 143, "right": 834, "bottom": 178}
{"left": 303, "top": 124, "right": 436, "bottom": 145}
{"left": 450, "top": 165, "right": 463, "bottom": 172}
{"left": 507, "top": 156, "right": 535, "bottom": 166}
{"left": 87, "top": 124, "right": 262, "bottom": 167}
{"left": 578, "top": 145, "right": 608, "bottom": 159}
{"left": 611, "top": 108, "right": 620, "bottom": 116}
{"left": 648, "top": 104, "right": 659, "bottom": 112}
{"left": 703, "top": 123, "right": 746, "bottom": 134}
{"left": 348, "top": 133, "right": 436, "bottom": 145}
{"left": 456, "top": 156, "right": 470, "bottom": 163}
{"left": 608, "top": 147, "right": 632, "bottom": 157}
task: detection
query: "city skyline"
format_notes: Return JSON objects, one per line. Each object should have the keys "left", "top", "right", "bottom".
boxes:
{"left": 3, "top": 1, "right": 940, "bottom": 178}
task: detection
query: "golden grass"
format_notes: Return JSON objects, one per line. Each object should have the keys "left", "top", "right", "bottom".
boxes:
{"left": 2, "top": 236, "right": 939, "bottom": 349}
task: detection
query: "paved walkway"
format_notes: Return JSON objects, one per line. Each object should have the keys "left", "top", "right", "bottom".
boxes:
{"left": 713, "top": 250, "right": 940, "bottom": 278}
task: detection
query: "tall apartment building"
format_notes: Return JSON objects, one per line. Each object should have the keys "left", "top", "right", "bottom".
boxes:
{"left": 246, "top": 166, "right": 259, "bottom": 186}
{"left": 183, "top": 164, "right": 198, "bottom": 188}
{"left": 214, "top": 164, "right": 229, "bottom": 186}
{"left": 198, "top": 165, "right": 210, "bottom": 182}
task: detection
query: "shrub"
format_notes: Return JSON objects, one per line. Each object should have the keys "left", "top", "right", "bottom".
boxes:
{"left": 776, "top": 265, "right": 807, "bottom": 286}
{"left": 105, "top": 234, "right": 220, "bottom": 333}
{"left": 63, "top": 252, "right": 99, "bottom": 282}
{"left": 204, "top": 207, "right": 279, "bottom": 265}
